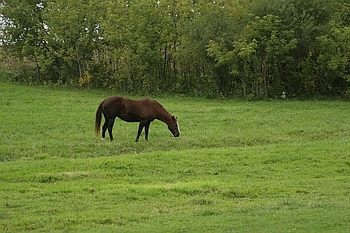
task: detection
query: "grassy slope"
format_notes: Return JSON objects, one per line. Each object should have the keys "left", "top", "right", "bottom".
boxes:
{"left": 1, "top": 79, "right": 350, "bottom": 232}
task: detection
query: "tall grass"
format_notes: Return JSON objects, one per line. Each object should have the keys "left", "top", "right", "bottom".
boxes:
{"left": 1, "top": 79, "right": 350, "bottom": 232}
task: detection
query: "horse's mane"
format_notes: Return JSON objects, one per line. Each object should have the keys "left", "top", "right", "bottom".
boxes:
{"left": 152, "top": 99, "right": 172, "bottom": 121}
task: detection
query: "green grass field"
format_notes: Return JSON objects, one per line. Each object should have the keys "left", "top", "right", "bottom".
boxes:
{"left": 1, "top": 75, "right": 350, "bottom": 232}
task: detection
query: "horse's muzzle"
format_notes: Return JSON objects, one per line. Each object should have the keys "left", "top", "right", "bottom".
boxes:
{"left": 174, "top": 133, "right": 180, "bottom": 137}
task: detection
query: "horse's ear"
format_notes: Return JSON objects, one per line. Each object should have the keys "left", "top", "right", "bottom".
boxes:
{"left": 172, "top": 115, "right": 175, "bottom": 120}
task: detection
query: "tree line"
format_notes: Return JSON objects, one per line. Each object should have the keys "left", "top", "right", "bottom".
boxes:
{"left": 1, "top": 0, "right": 350, "bottom": 98}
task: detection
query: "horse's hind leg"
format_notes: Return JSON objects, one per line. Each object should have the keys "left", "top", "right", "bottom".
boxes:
{"left": 107, "top": 118, "right": 115, "bottom": 141}
{"left": 102, "top": 121, "right": 108, "bottom": 140}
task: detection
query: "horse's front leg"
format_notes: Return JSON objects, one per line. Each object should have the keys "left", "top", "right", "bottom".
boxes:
{"left": 144, "top": 121, "right": 151, "bottom": 141}
{"left": 136, "top": 121, "right": 146, "bottom": 142}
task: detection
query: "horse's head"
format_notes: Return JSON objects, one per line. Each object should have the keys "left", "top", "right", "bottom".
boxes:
{"left": 168, "top": 116, "right": 180, "bottom": 137}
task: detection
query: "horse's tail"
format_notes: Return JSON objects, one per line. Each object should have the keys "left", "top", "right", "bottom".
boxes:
{"left": 95, "top": 100, "right": 104, "bottom": 137}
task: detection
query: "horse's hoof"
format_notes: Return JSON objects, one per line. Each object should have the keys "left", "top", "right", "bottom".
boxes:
{"left": 101, "top": 138, "right": 105, "bottom": 141}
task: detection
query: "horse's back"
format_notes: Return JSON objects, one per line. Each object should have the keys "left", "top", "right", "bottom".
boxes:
{"left": 102, "top": 95, "right": 123, "bottom": 106}
{"left": 134, "top": 98, "right": 157, "bottom": 108}
{"left": 127, "top": 98, "right": 158, "bottom": 120}
{"left": 101, "top": 96, "right": 126, "bottom": 118}
{"left": 102, "top": 96, "right": 158, "bottom": 122}
{"left": 101, "top": 95, "right": 164, "bottom": 122}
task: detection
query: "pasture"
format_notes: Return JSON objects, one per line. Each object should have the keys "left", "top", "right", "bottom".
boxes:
{"left": 1, "top": 77, "right": 350, "bottom": 232}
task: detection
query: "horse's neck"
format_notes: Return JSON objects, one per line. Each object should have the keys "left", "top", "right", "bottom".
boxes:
{"left": 156, "top": 105, "right": 172, "bottom": 124}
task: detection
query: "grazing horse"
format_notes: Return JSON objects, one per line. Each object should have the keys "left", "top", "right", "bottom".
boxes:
{"left": 95, "top": 96, "right": 180, "bottom": 142}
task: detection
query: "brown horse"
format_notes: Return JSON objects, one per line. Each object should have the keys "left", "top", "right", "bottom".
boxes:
{"left": 95, "top": 96, "right": 180, "bottom": 142}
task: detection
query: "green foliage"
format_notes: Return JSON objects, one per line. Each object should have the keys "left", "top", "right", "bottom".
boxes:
{"left": 1, "top": 80, "right": 350, "bottom": 232}
{"left": 208, "top": 14, "right": 298, "bottom": 98}
{"left": 1, "top": 0, "right": 350, "bottom": 97}
{"left": 317, "top": 26, "right": 350, "bottom": 94}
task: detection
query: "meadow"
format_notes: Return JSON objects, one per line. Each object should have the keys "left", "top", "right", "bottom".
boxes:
{"left": 1, "top": 75, "right": 350, "bottom": 232}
